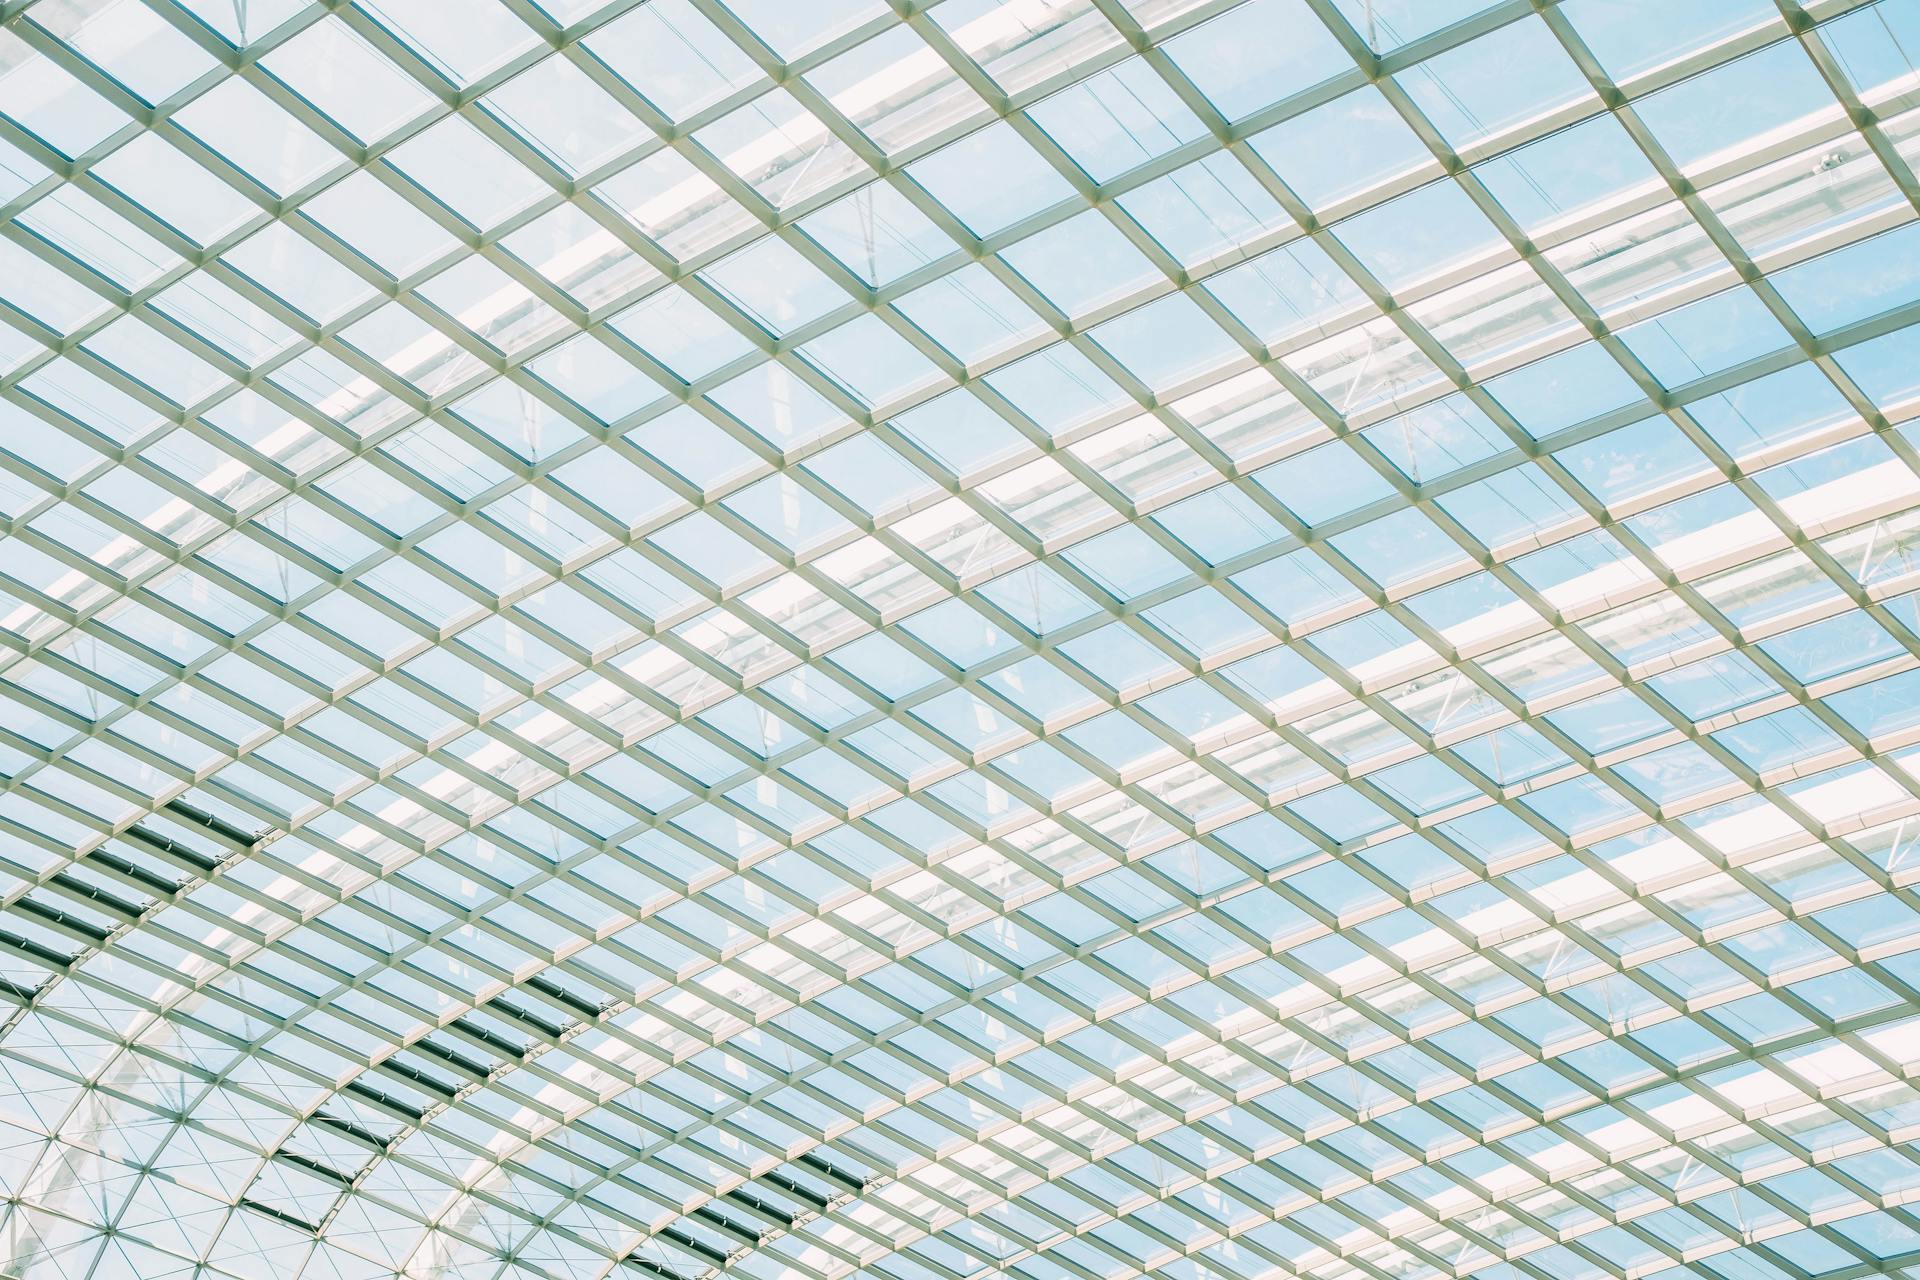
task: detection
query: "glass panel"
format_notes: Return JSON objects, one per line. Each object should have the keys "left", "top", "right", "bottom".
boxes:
{"left": 1, "top": 4, "right": 1917, "bottom": 1279}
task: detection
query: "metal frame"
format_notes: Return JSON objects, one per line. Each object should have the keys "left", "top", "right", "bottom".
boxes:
{"left": 2, "top": 0, "right": 1920, "bottom": 1277}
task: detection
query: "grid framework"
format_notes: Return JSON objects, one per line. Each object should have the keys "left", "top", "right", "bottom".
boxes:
{"left": 2, "top": 2, "right": 1920, "bottom": 1280}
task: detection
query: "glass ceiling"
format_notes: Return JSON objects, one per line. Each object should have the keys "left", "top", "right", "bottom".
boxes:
{"left": 9, "top": 0, "right": 1920, "bottom": 1278}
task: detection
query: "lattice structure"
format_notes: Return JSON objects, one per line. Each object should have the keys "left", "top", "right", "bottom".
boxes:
{"left": 3, "top": 1, "right": 1920, "bottom": 1278}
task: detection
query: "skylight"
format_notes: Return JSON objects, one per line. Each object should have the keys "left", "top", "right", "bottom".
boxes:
{"left": 2, "top": 2, "right": 1920, "bottom": 1280}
